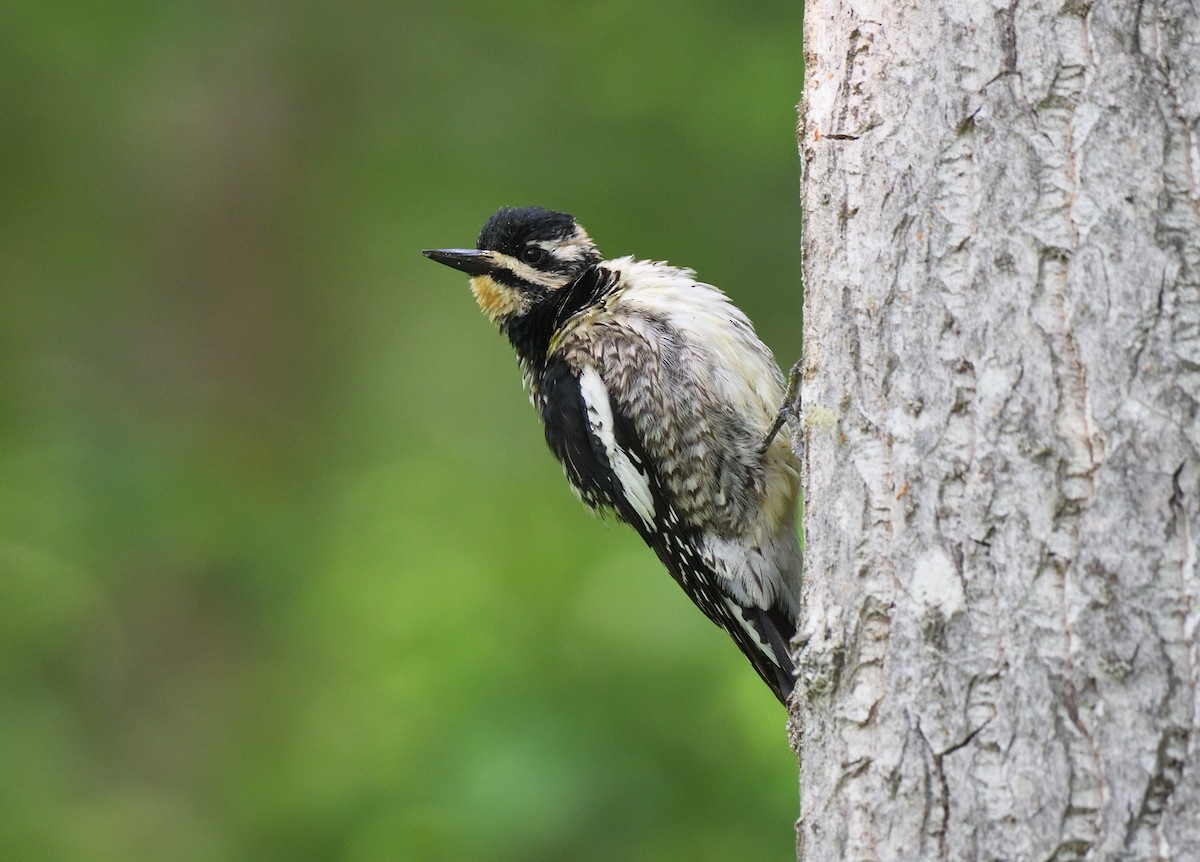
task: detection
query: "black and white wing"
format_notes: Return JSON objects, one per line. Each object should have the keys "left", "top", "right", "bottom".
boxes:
{"left": 537, "top": 355, "right": 796, "bottom": 703}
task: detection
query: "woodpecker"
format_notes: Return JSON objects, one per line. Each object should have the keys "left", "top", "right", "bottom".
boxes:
{"left": 424, "top": 207, "right": 801, "bottom": 703}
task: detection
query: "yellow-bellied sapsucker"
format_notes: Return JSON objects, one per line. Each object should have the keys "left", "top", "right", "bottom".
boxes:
{"left": 424, "top": 207, "right": 801, "bottom": 703}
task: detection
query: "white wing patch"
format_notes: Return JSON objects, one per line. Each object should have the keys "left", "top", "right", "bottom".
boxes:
{"left": 577, "top": 365, "right": 656, "bottom": 528}
{"left": 722, "top": 598, "right": 782, "bottom": 667}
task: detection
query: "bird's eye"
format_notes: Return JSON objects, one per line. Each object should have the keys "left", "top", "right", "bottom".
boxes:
{"left": 520, "top": 246, "right": 546, "bottom": 265}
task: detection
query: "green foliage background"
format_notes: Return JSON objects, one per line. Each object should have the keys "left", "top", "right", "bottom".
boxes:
{"left": 1, "top": 1, "right": 803, "bottom": 859}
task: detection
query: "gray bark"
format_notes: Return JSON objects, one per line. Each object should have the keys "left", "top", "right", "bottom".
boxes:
{"left": 792, "top": 0, "right": 1200, "bottom": 859}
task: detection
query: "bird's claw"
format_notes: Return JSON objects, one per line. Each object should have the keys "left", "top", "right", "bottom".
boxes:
{"left": 761, "top": 359, "right": 803, "bottom": 458}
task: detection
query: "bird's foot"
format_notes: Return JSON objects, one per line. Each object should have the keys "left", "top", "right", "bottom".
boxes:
{"left": 761, "top": 358, "right": 803, "bottom": 459}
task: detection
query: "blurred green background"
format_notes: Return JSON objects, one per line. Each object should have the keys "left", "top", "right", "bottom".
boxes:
{"left": 1, "top": 1, "right": 803, "bottom": 859}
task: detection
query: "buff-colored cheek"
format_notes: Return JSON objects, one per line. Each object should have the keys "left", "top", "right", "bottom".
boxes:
{"left": 470, "top": 275, "right": 522, "bottom": 324}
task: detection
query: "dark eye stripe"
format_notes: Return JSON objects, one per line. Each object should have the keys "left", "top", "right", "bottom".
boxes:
{"left": 487, "top": 263, "right": 551, "bottom": 293}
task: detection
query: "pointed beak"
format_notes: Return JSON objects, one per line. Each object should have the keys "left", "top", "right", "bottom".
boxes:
{"left": 422, "top": 248, "right": 496, "bottom": 276}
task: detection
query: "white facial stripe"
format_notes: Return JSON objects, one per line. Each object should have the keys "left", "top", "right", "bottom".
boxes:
{"left": 530, "top": 226, "right": 595, "bottom": 263}
{"left": 494, "top": 253, "right": 561, "bottom": 288}
{"left": 578, "top": 366, "right": 656, "bottom": 527}
{"left": 531, "top": 239, "right": 580, "bottom": 261}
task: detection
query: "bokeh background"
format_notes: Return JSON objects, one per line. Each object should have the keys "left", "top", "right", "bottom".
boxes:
{"left": 1, "top": 1, "right": 804, "bottom": 859}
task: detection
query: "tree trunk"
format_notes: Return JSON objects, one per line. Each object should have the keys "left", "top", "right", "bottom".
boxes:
{"left": 792, "top": 0, "right": 1200, "bottom": 859}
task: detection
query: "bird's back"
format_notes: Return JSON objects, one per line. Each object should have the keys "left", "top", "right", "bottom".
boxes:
{"left": 552, "top": 258, "right": 802, "bottom": 615}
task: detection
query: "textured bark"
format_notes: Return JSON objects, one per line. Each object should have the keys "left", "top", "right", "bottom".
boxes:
{"left": 793, "top": 0, "right": 1200, "bottom": 859}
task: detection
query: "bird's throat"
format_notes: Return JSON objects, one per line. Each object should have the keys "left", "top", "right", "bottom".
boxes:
{"left": 470, "top": 275, "right": 524, "bottom": 325}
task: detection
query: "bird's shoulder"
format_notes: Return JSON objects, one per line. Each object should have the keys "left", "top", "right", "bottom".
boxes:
{"left": 550, "top": 267, "right": 780, "bottom": 434}
{"left": 536, "top": 354, "right": 661, "bottom": 530}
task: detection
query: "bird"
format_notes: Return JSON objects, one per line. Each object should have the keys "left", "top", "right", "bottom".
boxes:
{"left": 423, "top": 206, "right": 802, "bottom": 704}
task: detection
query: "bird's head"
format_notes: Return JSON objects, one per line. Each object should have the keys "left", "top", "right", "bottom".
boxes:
{"left": 423, "top": 206, "right": 602, "bottom": 328}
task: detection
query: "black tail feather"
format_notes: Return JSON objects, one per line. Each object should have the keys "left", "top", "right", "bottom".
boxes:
{"left": 742, "top": 604, "right": 797, "bottom": 705}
